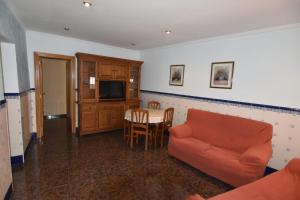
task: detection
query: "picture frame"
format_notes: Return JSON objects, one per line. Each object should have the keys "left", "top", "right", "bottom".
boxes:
{"left": 169, "top": 65, "right": 185, "bottom": 86}
{"left": 210, "top": 61, "right": 234, "bottom": 89}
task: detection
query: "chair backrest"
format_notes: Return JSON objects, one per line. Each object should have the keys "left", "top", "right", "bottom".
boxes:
{"left": 163, "top": 107, "right": 174, "bottom": 130}
{"left": 131, "top": 108, "right": 149, "bottom": 131}
{"left": 148, "top": 101, "right": 160, "bottom": 110}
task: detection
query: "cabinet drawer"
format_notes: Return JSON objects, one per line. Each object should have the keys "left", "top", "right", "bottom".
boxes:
{"left": 81, "top": 104, "right": 97, "bottom": 112}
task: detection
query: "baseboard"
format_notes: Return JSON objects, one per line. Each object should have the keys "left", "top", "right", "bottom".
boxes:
{"left": 11, "top": 155, "right": 23, "bottom": 166}
{"left": 264, "top": 166, "right": 278, "bottom": 176}
{"left": 4, "top": 183, "right": 12, "bottom": 200}
{"left": 11, "top": 132, "right": 37, "bottom": 166}
{"left": 31, "top": 132, "right": 37, "bottom": 141}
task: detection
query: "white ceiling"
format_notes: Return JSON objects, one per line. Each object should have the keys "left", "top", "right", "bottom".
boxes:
{"left": 4, "top": 0, "right": 300, "bottom": 50}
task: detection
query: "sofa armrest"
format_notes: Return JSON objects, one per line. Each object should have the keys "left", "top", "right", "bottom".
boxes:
{"left": 240, "top": 142, "right": 272, "bottom": 166}
{"left": 185, "top": 194, "right": 206, "bottom": 200}
{"left": 168, "top": 123, "right": 192, "bottom": 138}
{"left": 286, "top": 158, "right": 300, "bottom": 176}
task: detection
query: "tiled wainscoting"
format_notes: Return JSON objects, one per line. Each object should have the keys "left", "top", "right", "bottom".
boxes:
{"left": 141, "top": 91, "right": 300, "bottom": 170}
{"left": 0, "top": 101, "right": 13, "bottom": 199}
{"left": 28, "top": 89, "right": 37, "bottom": 134}
{"left": 5, "top": 89, "right": 35, "bottom": 165}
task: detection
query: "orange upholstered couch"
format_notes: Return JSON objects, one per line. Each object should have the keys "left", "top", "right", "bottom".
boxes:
{"left": 168, "top": 109, "right": 273, "bottom": 187}
{"left": 186, "top": 158, "right": 300, "bottom": 200}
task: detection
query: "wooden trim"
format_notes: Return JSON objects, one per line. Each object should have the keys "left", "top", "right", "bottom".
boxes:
{"left": 34, "top": 52, "right": 43, "bottom": 139}
{"left": 70, "top": 57, "right": 76, "bottom": 134}
{"left": 66, "top": 61, "right": 71, "bottom": 129}
{"left": 35, "top": 52, "right": 74, "bottom": 60}
{"left": 34, "top": 52, "right": 76, "bottom": 138}
{"left": 76, "top": 52, "right": 144, "bottom": 64}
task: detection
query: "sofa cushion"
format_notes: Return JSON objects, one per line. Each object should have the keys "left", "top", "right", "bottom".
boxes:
{"left": 170, "top": 137, "right": 211, "bottom": 156}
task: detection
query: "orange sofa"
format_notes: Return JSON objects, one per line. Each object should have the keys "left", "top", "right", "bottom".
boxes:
{"left": 186, "top": 158, "right": 300, "bottom": 200}
{"left": 168, "top": 109, "right": 273, "bottom": 187}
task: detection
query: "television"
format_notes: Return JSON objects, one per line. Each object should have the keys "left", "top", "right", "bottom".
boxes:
{"left": 99, "top": 80, "right": 125, "bottom": 100}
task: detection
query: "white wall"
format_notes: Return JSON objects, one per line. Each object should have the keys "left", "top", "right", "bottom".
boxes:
{"left": 26, "top": 30, "right": 140, "bottom": 88}
{"left": 0, "top": 46, "right": 4, "bottom": 101}
{"left": 141, "top": 24, "right": 300, "bottom": 109}
{"left": 42, "top": 59, "right": 67, "bottom": 115}
{"left": 0, "top": 43, "right": 20, "bottom": 93}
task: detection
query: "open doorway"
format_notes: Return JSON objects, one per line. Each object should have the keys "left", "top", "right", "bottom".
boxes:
{"left": 34, "top": 52, "right": 76, "bottom": 139}
{"left": 42, "top": 58, "right": 68, "bottom": 120}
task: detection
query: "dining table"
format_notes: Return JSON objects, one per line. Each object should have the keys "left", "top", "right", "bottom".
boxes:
{"left": 124, "top": 108, "right": 165, "bottom": 124}
{"left": 124, "top": 108, "right": 165, "bottom": 147}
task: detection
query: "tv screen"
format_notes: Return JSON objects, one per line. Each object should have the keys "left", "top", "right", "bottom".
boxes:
{"left": 99, "top": 81, "right": 125, "bottom": 99}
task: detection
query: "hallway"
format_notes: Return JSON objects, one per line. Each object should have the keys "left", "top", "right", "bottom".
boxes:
{"left": 11, "top": 119, "right": 231, "bottom": 199}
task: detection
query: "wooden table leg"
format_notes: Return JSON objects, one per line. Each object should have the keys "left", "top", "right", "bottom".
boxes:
{"left": 130, "top": 127, "right": 133, "bottom": 149}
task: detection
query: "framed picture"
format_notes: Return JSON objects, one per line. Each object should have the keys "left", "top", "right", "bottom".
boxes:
{"left": 210, "top": 61, "right": 234, "bottom": 89}
{"left": 169, "top": 65, "right": 185, "bottom": 86}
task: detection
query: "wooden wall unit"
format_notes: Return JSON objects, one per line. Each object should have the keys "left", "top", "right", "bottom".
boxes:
{"left": 77, "top": 53, "right": 142, "bottom": 135}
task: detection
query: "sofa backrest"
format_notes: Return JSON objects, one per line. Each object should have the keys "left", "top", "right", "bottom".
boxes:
{"left": 186, "top": 109, "right": 273, "bottom": 153}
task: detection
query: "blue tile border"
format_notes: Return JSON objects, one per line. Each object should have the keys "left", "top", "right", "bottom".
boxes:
{"left": 141, "top": 90, "right": 300, "bottom": 115}
{"left": 4, "top": 88, "right": 34, "bottom": 97}
{"left": 4, "top": 183, "right": 12, "bottom": 200}
{"left": 11, "top": 155, "right": 23, "bottom": 166}
{"left": 264, "top": 166, "right": 278, "bottom": 176}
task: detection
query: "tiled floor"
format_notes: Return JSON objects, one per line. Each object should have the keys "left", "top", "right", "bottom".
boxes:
{"left": 12, "top": 118, "right": 232, "bottom": 200}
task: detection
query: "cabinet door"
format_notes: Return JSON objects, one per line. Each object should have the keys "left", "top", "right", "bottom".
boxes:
{"left": 81, "top": 111, "right": 98, "bottom": 133}
{"left": 79, "top": 60, "right": 97, "bottom": 101}
{"left": 111, "top": 106, "right": 124, "bottom": 129}
{"left": 128, "top": 66, "right": 140, "bottom": 99}
{"left": 98, "top": 110, "right": 111, "bottom": 129}
{"left": 114, "top": 64, "right": 127, "bottom": 80}
{"left": 99, "top": 62, "right": 114, "bottom": 80}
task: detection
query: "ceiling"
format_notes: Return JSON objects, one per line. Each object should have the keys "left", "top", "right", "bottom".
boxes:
{"left": 4, "top": 0, "right": 300, "bottom": 50}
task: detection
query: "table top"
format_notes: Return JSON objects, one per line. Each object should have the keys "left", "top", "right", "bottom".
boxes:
{"left": 124, "top": 108, "right": 165, "bottom": 124}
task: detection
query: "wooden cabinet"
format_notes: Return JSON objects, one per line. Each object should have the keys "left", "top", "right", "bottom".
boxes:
{"left": 98, "top": 103, "right": 124, "bottom": 130}
{"left": 98, "top": 61, "right": 114, "bottom": 79}
{"left": 98, "top": 109, "right": 111, "bottom": 130}
{"left": 78, "top": 57, "right": 98, "bottom": 102}
{"left": 77, "top": 53, "right": 143, "bottom": 135}
{"left": 128, "top": 65, "right": 140, "bottom": 100}
{"left": 98, "top": 61, "right": 127, "bottom": 80}
{"left": 80, "top": 103, "right": 98, "bottom": 133}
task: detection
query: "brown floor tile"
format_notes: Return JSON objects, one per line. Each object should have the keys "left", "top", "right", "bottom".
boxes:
{"left": 12, "top": 118, "right": 232, "bottom": 200}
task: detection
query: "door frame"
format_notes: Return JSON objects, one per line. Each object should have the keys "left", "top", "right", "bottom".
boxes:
{"left": 34, "top": 52, "right": 76, "bottom": 138}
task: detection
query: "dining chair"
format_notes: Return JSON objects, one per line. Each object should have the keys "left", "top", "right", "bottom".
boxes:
{"left": 148, "top": 101, "right": 161, "bottom": 110}
{"left": 159, "top": 107, "right": 174, "bottom": 147}
{"left": 123, "top": 108, "right": 131, "bottom": 143}
{"left": 130, "top": 108, "right": 150, "bottom": 150}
